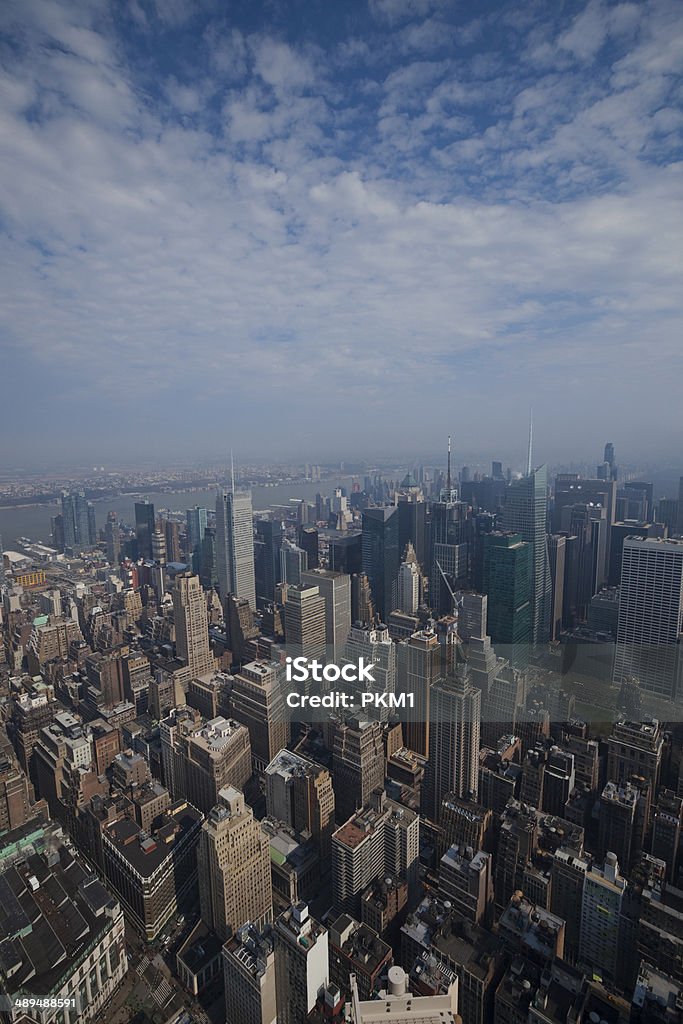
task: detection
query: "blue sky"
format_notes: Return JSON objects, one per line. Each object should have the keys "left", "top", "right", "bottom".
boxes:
{"left": 1, "top": 0, "right": 682, "bottom": 467}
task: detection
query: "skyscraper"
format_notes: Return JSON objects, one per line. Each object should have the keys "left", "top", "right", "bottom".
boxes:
{"left": 332, "top": 717, "right": 385, "bottom": 824}
{"left": 173, "top": 572, "right": 215, "bottom": 679}
{"left": 283, "top": 584, "right": 327, "bottom": 664}
{"left": 274, "top": 903, "right": 329, "bottom": 1024}
{"left": 186, "top": 506, "right": 208, "bottom": 572}
{"left": 265, "top": 749, "right": 336, "bottom": 860}
{"left": 499, "top": 465, "right": 552, "bottom": 646}
{"left": 482, "top": 532, "right": 532, "bottom": 662}
{"left": 614, "top": 536, "right": 683, "bottom": 700}
{"left": 429, "top": 499, "right": 471, "bottom": 616}
{"left": 426, "top": 673, "right": 481, "bottom": 817}
{"left": 298, "top": 525, "right": 319, "bottom": 570}
{"left": 216, "top": 489, "right": 256, "bottom": 609}
{"left": 301, "top": 568, "right": 352, "bottom": 661}
{"left": 397, "top": 543, "right": 421, "bottom": 614}
{"left": 230, "top": 660, "right": 289, "bottom": 773}
{"left": 198, "top": 786, "right": 273, "bottom": 941}
{"left": 255, "top": 518, "right": 284, "bottom": 603}
{"left": 396, "top": 627, "right": 440, "bottom": 759}
{"left": 361, "top": 506, "right": 399, "bottom": 621}
{"left": 280, "top": 540, "right": 308, "bottom": 586}
{"left": 579, "top": 853, "right": 626, "bottom": 985}
{"left": 105, "top": 511, "right": 121, "bottom": 564}
{"left": 135, "top": 500, "right": 155, "bottom": 560}
{"left": 331, "top": 791, "right": 419, "bottom": 917}
{"left": 61, "top": 490, "right": 77, "bottom": 550}
{"left": 343, "top": 622, "right": 395, "bottom": 720}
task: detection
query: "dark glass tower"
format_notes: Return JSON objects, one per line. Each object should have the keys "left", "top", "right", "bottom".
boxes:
{"left": 482, "top": 531, "right": 532, "bottom": 664}
{"left": 499, "top": 465, "right": 552, "bottom": 646}
{"left": 361, "top": 506, "right": 399, "bottom": 622}
{"left": 255, "top": 519, "right": 284, "bottom": 603}
{"left": 135, "top": 500, "right": 155, "bottom": 560}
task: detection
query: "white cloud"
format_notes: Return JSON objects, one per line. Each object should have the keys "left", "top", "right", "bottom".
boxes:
{"left": 0, "top": 0, "right": 682, "bottom": 460}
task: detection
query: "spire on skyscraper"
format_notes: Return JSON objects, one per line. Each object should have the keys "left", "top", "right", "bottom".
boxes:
{"left": 447, "top": 434, "right": 452, "bottom": 492}
{"left": 526, "top": 409, "right": 533, "bottom": 476}
{"left": 230, "top": 449, "right": 235, "bottom": 496}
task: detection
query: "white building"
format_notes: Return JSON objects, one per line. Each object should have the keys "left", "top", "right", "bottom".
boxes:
{"left": 350, "top": 965, "right": 459, "bottom": 1024}
{"left": 274, "top": 902, "right": 328, "bottom": 1024}
{"left": 614, "top": 535, "right": 683, "bottom": 700}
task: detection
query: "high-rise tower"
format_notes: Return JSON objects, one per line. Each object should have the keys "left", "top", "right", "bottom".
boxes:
{"left": 216, "top": 489, "right": 256, "bottom": 610}
{"left": 499, "top": 465, "right": 552, "bottom": 646}
{"left": 173, "top": 572, "right": 215, "bottom": 678}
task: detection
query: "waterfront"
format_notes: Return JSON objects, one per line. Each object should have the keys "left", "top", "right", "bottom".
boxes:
{"left": 0, "top": 478, "right": 358, "bottom": 547}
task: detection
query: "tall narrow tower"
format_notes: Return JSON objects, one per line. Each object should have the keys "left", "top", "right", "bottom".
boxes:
{"left": 216, "top": 489, "right": 256, "bottom": 609}
{"left": 499, "top": 459, "right": 552, "bottom": 647}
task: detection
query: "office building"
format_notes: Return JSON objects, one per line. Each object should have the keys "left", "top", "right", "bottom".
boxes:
{"left": 550, "top": 848, "right": 588, "bottom": 964}
{"left": 298, "top": 525, "right": 319, "bottom": 570}
{"left": 439, "top": 796, "right": 493, "bottom": 859}
{"left": 280, "top": 540, "right": 308, "bottom": 586}
{"left": 651, "top": 790, "right": 683, "bottom": 882}
{"left": 482, "top": 531, "right": 532, "bottom": 662}
{"left": 332, "top": 717, "right": 385, "bottom": 825}
{"left": 216, "top": 489, "right": 256, "bottom": 609}
{"left": 302, "top": 568, "right": 352, "bottom": 661}
{"left": 438, "top": 845, "right": 493, "bottom": 927}
{"left": 351, "top": 572, "right": 375, "bottom": 625}
{"left": 400, "top": 896, "right": 502, "bottom": 1024}
{"left": 579, "top": 853, "right": 626, "bottom": 984}
{"left": 230, "top": 660, "right": 289, "bottom": 772}
{"left": 429, "top": 499, "right": 471, "bottom": 616}
{"left": 223, "top": 922, "right": 277, "bottom": 1024}
{"left": 426, "top": 673, "right": 480, "bottom": 817}
{"left": 396, "top": 628, "right": 440, "bottom": 759}
{"left": 134, "top": 500, "right": 155, "bottom": 560}
{"left": 274, "top": 902, "right": 329, "bottom": 1024}
{"left": 198, "top": 786, "right": 272, "bottom": 941}
{"left": 599, "top": 780, "right": 639, "bottom": 871}
{"left": 361, "top": 506, "right": 400, "bottom": 621}
{"left": 330, "top": 533, "right": 363, "bottom": 576}
{"left": 186, "top": 506, "right": 208, "bottom": 573}
{"left": 332, "top": 790, "right": 419, "bottom": 917}
{"left": 499, "top": 465, "right": 552, "bottom": 646}
{"left": 173, "top": 572, "right": 215, "bottom": 678}
{"left": 265, "top": 749, "right": 335, "bottom": 860}
{"left": 350, "top": 965, "right": 459, "bottom": 1024}
{"left": 105, "top": 511, "right": 121, "bottom": 564}
{"left": 614, "top": 536, "right": 683, "bottom": 700}
{"left": 254, "top": 519, "right": 284, "bottom": 604}
{"left": 0, "top": 841, "right": 127, "bottom": 1024}
{"left": 102, "top": 798, "right": 203, "bottom": 940}
{"left": 329, "top": 915, "right": 392, "bottom": 1001}
{"left": 397, "top": 550, "right": 420, "bottom": 615}
{"left": 343, "top": 622, "right": 395, "bottom": 719}
{"left": 498, "top": 892, "right": 565, "bottom": 964}
{"left": 160, "top": 708, "right": 252, "bottom": 815}
{"left": 284, "top": 583, "right": 327, "bottom": 665}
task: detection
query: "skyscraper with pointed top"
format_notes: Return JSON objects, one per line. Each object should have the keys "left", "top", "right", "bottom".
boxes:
{"left": 498, "top": 417, "right": 552, "bottom": 647}
{"left": 216, "top": 486, "right": 256, "bottom": 610}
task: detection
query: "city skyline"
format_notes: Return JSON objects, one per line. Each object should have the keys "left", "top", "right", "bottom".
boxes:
{"left": 1, "top": 0, "right": 682, "bottom": 462}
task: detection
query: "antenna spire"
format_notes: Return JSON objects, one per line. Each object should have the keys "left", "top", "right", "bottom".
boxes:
{"left": 526, "top": 409, "right": 533, "bottom": 476}
{"left": 447, "top": 435, "right": 452, "bottom": 492}
{"left": 230, "top": 449, "right": 235, "bottom": 495}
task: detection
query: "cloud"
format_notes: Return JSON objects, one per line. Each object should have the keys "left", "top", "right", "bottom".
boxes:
{"left": 0, "top": 0, "right": 682, "bottom": 463}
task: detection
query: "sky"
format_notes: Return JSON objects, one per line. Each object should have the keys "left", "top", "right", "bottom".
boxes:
{"left": 0, "top": 0, "right": 682, "bottom": 468}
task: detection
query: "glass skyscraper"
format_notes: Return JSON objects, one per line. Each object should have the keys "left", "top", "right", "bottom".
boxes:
{"left": 216, "top": 490, "right": 256, "bottom": 610}
{"left": 361, "top": 506, "right": 399, "bottom": 622}
{"left": 499, "top": 464, "right": 552, "bottom": 647}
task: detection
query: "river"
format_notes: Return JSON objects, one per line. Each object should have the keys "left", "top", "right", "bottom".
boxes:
{"left": 0, "top": 477, "right": 359, "bottom": 547}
